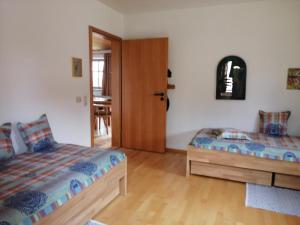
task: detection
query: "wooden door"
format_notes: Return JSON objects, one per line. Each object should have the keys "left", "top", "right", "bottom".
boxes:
{"left": 122, "top": 38, "right": 168, "bottom": 152}
{"left": 111, "top": 39, "right": 122, "bottom": 147}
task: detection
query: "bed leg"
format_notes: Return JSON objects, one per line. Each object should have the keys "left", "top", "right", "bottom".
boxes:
{"left": 186, "top": 157, "right": 191, "bottom": 177}
{"left": 120, "top": 158, "right": 127, "bottom": 196}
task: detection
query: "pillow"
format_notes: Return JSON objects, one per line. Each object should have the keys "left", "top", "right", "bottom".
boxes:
{"left": 218, "top": 128, "right": 252, "bottom": 141}
{"left": 11, "top": 123, "right": 28, "bottom": 155}
{"left": 259, "top": 110, "right": 291, "bottom": 136}
{"left": 208, "top": 129, "right": 223, "bottom": 137}
{"left": 0, "top": 123, "right": 15, "bottom": 161}
{"left": 17, "top": 114, "right": 56, "bottom": 152}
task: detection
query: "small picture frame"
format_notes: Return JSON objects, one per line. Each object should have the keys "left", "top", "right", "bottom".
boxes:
{"left": 287, "top": 68, "right": 300, "bottom": 90}
{"left": 72, "top": 57, "right": 82, "bottom": 77}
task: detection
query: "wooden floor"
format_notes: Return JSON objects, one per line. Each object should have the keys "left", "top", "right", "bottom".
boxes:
{"left": 94, "top": 149, "right": 300, "bottom": 225}
{"left": 94, "top": 134, "right": 111, "bottom": 148}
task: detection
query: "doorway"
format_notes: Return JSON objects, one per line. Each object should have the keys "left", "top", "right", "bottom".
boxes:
{"left": 89, "top": 26, "right": 122, "bottom": 148}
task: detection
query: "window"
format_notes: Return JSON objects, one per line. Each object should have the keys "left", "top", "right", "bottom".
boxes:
{"left": 93, "top": 60, "right": 104, "bottom": 96}
{"left": 93, "top": 60, "right": 105, "bottom": 88}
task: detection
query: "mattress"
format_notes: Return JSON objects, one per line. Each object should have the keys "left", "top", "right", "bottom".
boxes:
{"left": 190, "top": 129, "right": 300, "bottom": 163}
{"left": 0, "top": 144, "right": 125, "bottom": 225}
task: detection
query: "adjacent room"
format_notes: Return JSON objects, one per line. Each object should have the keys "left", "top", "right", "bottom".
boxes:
{"left": 92, "top": 32, "right": 112, "bottom": 148}
{"left": 0, "top": 0, "right": 300, "bottom": 225}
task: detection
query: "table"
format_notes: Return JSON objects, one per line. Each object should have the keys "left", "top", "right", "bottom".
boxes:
{"left": 93, "top": 96, "right": 112, "bottom": 105}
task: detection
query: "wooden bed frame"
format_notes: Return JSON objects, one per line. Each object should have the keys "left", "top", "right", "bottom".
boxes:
{"left": 186, "top": 145, "right": 300, "bottom": 190}
{"left": 37, "top": 158, "right": 127, "bottom": 225}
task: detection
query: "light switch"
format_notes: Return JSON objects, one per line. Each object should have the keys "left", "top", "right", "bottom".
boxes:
{"left": 76, "top": 96, "right": 82, "bottom": 103}
{"left": 83, "top": 96, "right": 88, "bottom": 106}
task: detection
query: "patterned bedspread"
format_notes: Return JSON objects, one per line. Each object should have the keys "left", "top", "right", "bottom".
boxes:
{"left": 0, "top": 144, "right": 125, "bottom": 225}
{"left": 190, "top": 129, "right": 300, "bottom": 163}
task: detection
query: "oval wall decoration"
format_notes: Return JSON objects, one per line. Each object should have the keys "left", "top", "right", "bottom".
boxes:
{"left": 216, "top": 55, "right": 247, "bottom": 100}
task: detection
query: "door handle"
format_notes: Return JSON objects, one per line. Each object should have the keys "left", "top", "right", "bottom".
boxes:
{"left": 153, "top": 92, "right": 165, "bottom": 97}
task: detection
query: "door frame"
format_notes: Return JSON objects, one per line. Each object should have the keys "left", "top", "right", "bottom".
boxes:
{"left": 88, "top": 26, "right": 122, "bottom": 147}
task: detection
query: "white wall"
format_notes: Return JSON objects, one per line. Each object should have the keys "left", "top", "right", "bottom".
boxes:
{"left": 0, "top": 0, "right": 123, "bottom": 149}
{"left": 1, "top": 0, "right": 300, "bottom": 152}
{"left": 124, "top": 0, "right": 300, "bottom": 150}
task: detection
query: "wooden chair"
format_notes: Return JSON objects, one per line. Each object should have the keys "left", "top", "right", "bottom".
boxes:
{"left": 94, "top": 105, "right": 111, "bottom": 135}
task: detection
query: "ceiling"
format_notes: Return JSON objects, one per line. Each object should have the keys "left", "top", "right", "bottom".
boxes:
{"left": 92, "top": 33, "right": 111, "bottom": 51}
{"left": 98, "top": 0, "right": 266, "bottom": 14}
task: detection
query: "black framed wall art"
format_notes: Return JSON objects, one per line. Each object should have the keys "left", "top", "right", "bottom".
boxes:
{"left": 216, "top": 55, "right": 247, "bottom": 100}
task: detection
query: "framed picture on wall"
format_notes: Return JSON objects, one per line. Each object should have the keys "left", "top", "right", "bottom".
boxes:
{"left": 287, "top": 68, "right": 300, "bottom": 90}
{"left": 216, "top": 55, "right": 247, "bottom": 100}
{"left": 72, "top": 57, "right": 82, "bottom": 77}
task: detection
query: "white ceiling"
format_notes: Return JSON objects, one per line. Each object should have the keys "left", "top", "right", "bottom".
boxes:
{"left": 98, "top": 0, "right": 266, "bottom": 14}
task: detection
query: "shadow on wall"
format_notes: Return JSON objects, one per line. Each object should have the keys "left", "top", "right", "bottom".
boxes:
{"left": 167, "top": 130, "right": 199, "bottom": 150}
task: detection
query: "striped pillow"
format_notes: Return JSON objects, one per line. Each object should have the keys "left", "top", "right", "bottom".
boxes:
{"left": 259, "top": 110, "right": 291, "bottom": 136}
{"left": 0, "top": 123, "right": 15, "bottom": 161}
{"left": 17, "top": 114, "right": 56, "bottom": 152}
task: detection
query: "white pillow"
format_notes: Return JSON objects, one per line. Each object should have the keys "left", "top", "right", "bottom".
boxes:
{"left": 217, "top": 128, "right": 252, "bottom": 141}
{"left": 11, "top": 123, "right": 28, "bottom": 154}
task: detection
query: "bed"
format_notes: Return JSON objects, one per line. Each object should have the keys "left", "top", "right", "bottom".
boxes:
{"left": 186, "top": 129, "right": 300, "bottom": 190}
{"left": 0, "top": 144, "right": 127, "bottom": 225}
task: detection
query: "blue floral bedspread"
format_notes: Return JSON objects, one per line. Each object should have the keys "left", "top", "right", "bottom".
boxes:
{"left": 0, "top": 144, "right": 125, "bottom": 225}
{"left": 190, "top": 129, "right": 300, "bottom": 163}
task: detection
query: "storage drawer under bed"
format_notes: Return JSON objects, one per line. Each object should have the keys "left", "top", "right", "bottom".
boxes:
{"left": 274, "top": 174, "right": 300, "bottom": 190}
{"left": 190, "top": 161, "right": 273, "bottom": 186}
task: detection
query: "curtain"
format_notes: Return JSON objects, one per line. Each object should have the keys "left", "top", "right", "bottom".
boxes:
{"left": 102, "top": 53, "right": 112, "bottom": 96}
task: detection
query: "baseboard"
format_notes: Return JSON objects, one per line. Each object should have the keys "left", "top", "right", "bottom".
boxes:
{"left": 166, "top": 148, "right": 187, "bottom": 155}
